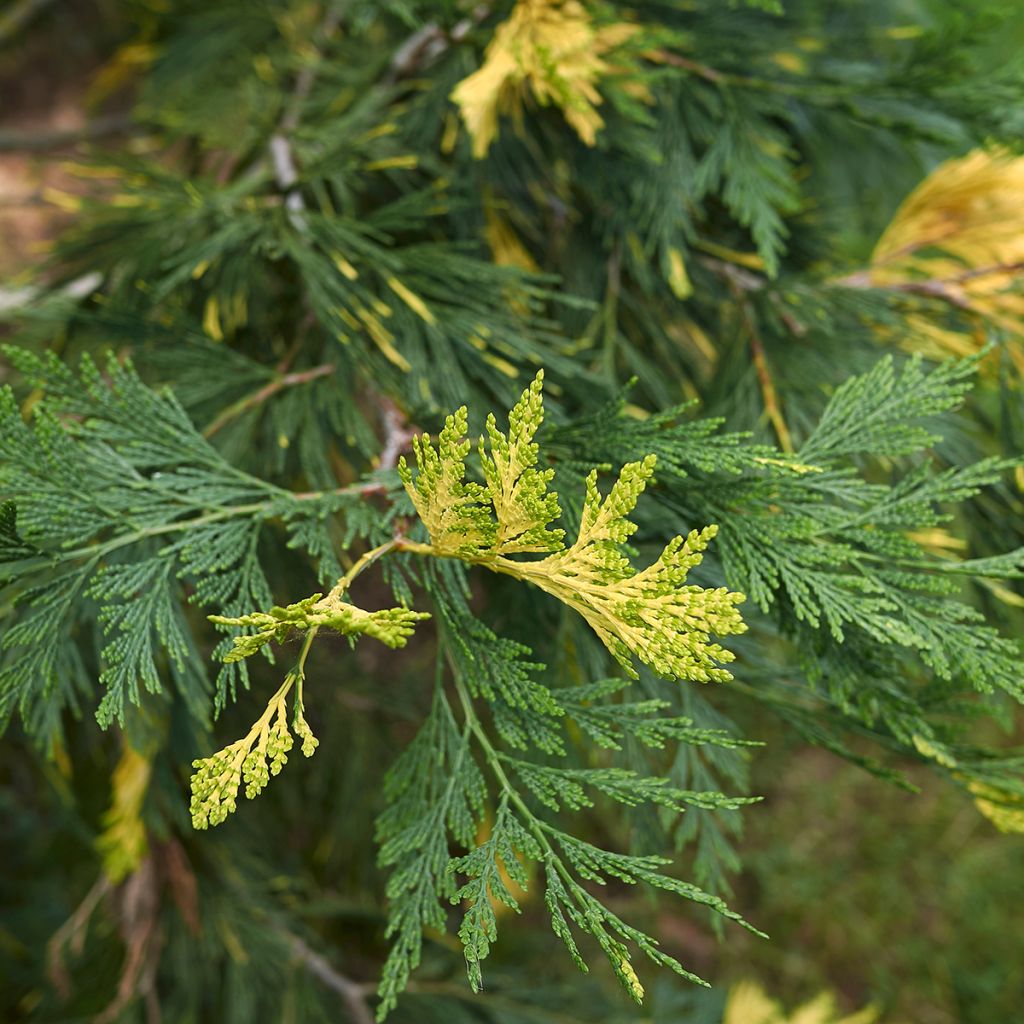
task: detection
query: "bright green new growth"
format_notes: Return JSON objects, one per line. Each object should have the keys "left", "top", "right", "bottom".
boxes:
{"left": 398, "top": 405, "right": 497, "bottom": 556}
{"left": 210, "top": 594, "right": 430, "bottom": 661}
{"left": 195, "top": 590, "right": 429, "bottom": 827}
{"left": 479, "top": 371, "right": 565, "bottom": 555}
{"left": 514, "top": 469, "right": 745, "bottom": 682}
{"left": 190, "top": 670, "right": 318, "bottom": 829}
{"left": 399, "top": 371, "right": 748, "bottom": 682}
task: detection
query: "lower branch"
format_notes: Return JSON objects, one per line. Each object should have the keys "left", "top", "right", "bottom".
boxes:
{"left": 283, "top": 931, "right": 374, "bottom": 1024}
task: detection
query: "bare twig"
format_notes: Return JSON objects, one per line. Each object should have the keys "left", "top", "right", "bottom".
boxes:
{"left": 656, "top": 50, "right": 725, "bottom": 84}
{"left": 284, "top": 931, "right": 374, "bottom": 1024}
{"left": 386, "top": 5, "right": 490, "bottom": 83}
{"left": 696, "top": 255, "right": 793, "bottom": 448}
{"left": 202, "top": 362, "right": 336, "bottom": 439}
{"left": 95, "top": 857, "right": 163, "bottom": 1024}
{"left": 0, "top": 272, "right": 103, "bottom": 316}
{"left": 768, "top": 290, "right": 807, "bottom": 337}
{"left": 833, "top": 259, "right": 1024, "bottom": 311}
{"left": 47, "top": 875, "right": 112, "bottom": 999}
{"left": 698, "top": 254, "right": 765, "bottom": 293}
{"left": 386, "top": 23, "right": 449, "bottom": 81}
{"left": 275, "top": 310, "right": 318, "bottom": 374}
{"left": 0, "top": 115, "right": 135, "bottom": 152}
{"left": 726, "top": 276, "right": 794, "bottom": 452}
{"left": 377, "top": 396, "right": 416, "bottom": 472}
{"left": 269, "top": 5, "right": 342, "bottom": 227}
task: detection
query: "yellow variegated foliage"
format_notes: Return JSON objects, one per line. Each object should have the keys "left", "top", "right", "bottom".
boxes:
{"left": 190, "top": 670, "right": 319, "bottom": 829}
{"left": 198, "top": 590, "right": 427, "bottom": 828}
{"left": 210, "top": 593, "right": 428, "bottom": 661}
{"left": 509, "top": 469, "right": 745, "bottom": 682}
{"left": 97, "top": 741, "right": 152, "bottom": 882}
{"left": 723, "top": 980, "right": 880, "bottom": 1024}
{"left": 401, "top": 405, "right": 499, "bottom": 556}
{"left": 911, "top": 734, "right": 1024, "bottom": 834}
{"left": 618, "top": 957, "right": 645, "bottom": 1003}
{"left": 967, "top": 780, "right": 1024, "bottom": 834}
{"left": 866, "top": 148, "right": 1024, "bottom": 371}
{"left": 484, "top": 202, "right": 539, "bottom": 272}
{"left": 451, "top": 0, "right": 639, "bottom": 157}
{"left": 400, "top": 371, "right": 747, "bottom": 682}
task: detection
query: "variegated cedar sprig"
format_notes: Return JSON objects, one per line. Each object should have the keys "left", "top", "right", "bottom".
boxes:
{"left": 192, "top": 556, "right": 430, "bottom": 828}
{"left": 191, "top": 370, "right": 744, "bottom": 831}
{"left": 398, "top": 370, "right": 747, "bottom": 682}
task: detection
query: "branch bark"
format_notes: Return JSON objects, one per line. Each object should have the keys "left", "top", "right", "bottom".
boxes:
{"left": 283, "top": 931, "right": 374, "bottom": 1024}
{"left": 0, "top": 115, "right": 134, "bottom": 153}
{"left": 202, "top": 362, "right": 336, "bottom": 439}
{"left": 833, "top": 260, "right": 1024, "bottom": 311}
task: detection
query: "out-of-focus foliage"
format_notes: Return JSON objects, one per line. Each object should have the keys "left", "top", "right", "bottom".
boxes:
{"left": 723, "top": 979, "right": 880, "bottom": 1024}
{"left": 860, "top": 148, "right": 1024, "bottom": 372}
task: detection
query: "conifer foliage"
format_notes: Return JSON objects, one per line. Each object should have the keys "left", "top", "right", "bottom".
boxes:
{"left": 2, "top": 2, "right": 1024, "bottom": 1023}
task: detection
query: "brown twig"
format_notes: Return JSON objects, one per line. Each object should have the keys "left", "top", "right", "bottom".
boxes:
{"left": 47, "top": 875, "right": 112, "bottom": 999}
{"left": 833, "top": 259, "right": 1024, "bottom": 311}
{"left": 202, "top": 362, "right": 336, "bottom": 439}
{"left": 726, "top": 277, "right": 794, "bottom": 452}
{"left": 949, "top": 260, "right": 1024, "bottom": 284}
{"left": 275, "top": 310, "right": 318, "bottom": 374}
{"left": 697, "top": 255, "right": 793, "bottom": 449}
{"left": 268, "top": 5, "right": 343, "bottom": 227}
{"left": 0, "top": 114, "right": 135, "bottom": 152}
{"left": 377, "top": 395, "right": 416, "bottom": 472}
{"left": 95, "top": 857, "right": 163, "bottom": 1024}
{"left": 656, "top": 50, "right": 726, "bottom": 84}
{"left": 698, "top": 254, "right": 765, "bottom": 293}
{"left": 284, "top": 931, "right": 374, "bottom": 1024}
{"left": 386, "top": 5, "right": 491, "bottom": 82}
{"left": 768, "top": 290, "right": 807, "bottom": 337}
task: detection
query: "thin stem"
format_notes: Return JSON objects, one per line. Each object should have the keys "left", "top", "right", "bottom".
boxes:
{"left": 728, "top": 278, "right": 794, "bottom": 453}
{"left": 0, "top": 115, "right": 136, "bottom": 152}
{"left": 287, "top": 615, "right": 322, "bottom": 711}
{"left": 296, "top": 626, "right": 318, "bottom": 678}
{"left": 281, "top": 930, "right": 374, "bottom": 1024}
{"left": 269, "top": 2, "right": 342, "bottom": 228}
{"left": 8, "top": 503, "right": 271, "bottom": 577}
{"left": 47, "top": 875, "right": 112, "bottom": 998}
{"left": 658, "top": 49, "right": 854, "bottom": 101}
{"left": 202, "top": 363, "right": 336, "bottom": 439}
{"left": 601, "top": 241, "right": 622, "bottom": 386}
{"left": 444, "top": 645, "right": 582, "bottom": 900}
{"left": 833, "top": 259, "right": 1024, "bottom": 311}
{"left": 325, "top": 537, "right": 402, "bottom": 602}
{"left": 376, "top": 395, "right": 415, "bottom": 472}
{"left": 394, "top": 539, "right": 435, "bottom": 558}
